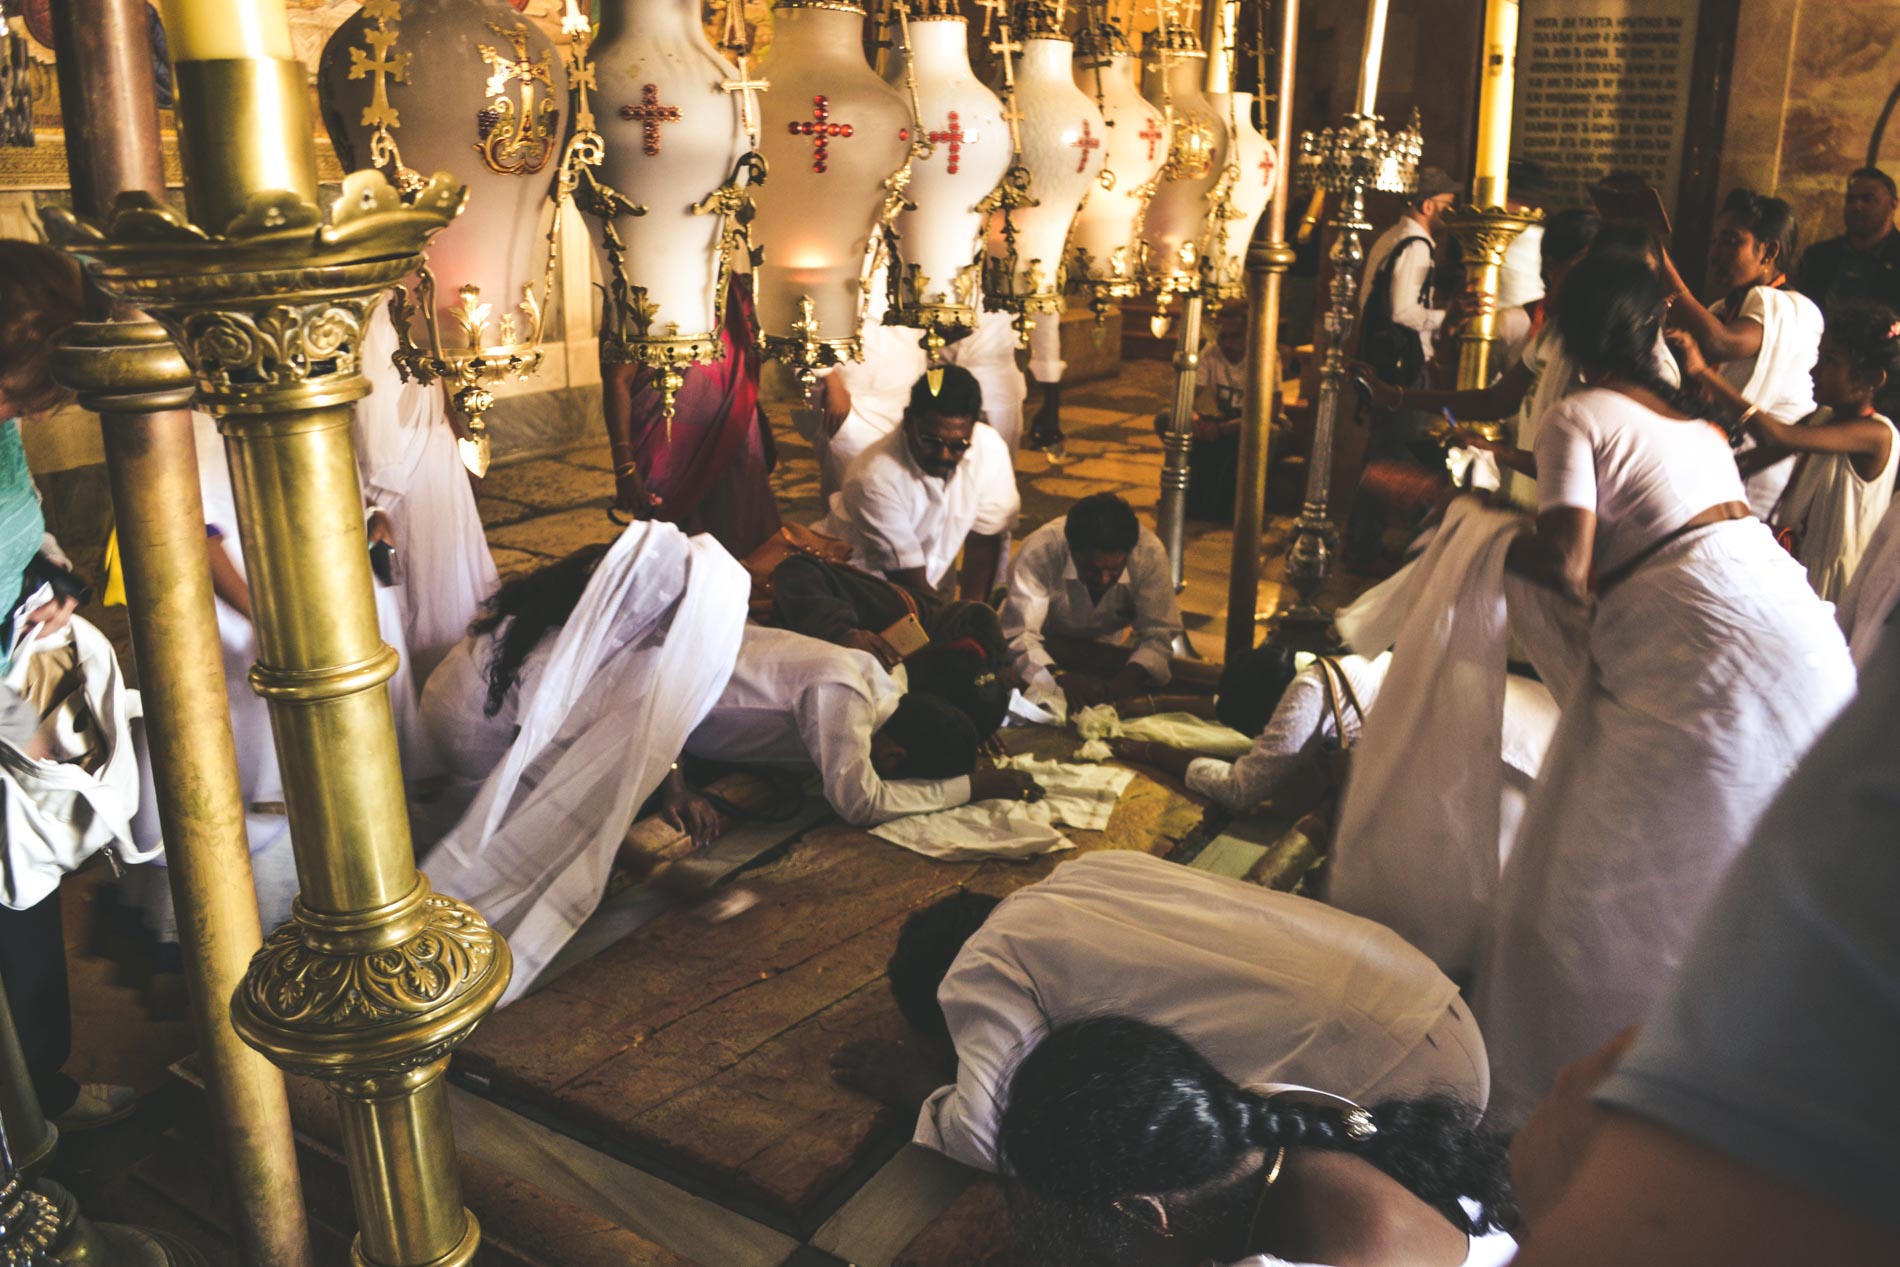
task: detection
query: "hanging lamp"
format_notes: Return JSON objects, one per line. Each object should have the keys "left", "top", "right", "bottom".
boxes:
{"left": 1069, "top": 7, "right": 1170, "bottom": 324}
{"left": 1138, "top": 13, "right": 1226, "bottom": 335}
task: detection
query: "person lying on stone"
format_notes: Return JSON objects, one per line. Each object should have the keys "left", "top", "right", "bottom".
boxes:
{"left": 829, "top": 850, "right": 1489, "bottom": 1172}
{"left": 816, "top": 365, "right": 1020, "bottom": 602}
{"left": 1000, "top": 492, "right": 1203, "bottom": 715}
{"left": 768, "top": 552, "right": 1020, "bottom": 739}
{"left": 681, "top": 624, "right": 1042, "bottom": 828}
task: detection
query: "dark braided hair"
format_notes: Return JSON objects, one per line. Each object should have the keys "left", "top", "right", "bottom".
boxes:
{"left": 1719, "top": 187, "right": 1800, "bottom": 279}
{"left": 467, "top": 543, "right": 611, "bottom": 717}
{"left": 1824, "top": 300, "right": 1900, "bottom": 390}
{"left": 1556, "top": 255, "right": 1712, "bottom": 423}
{"left": 997, "top": 1017, "right": 1513, "bottom": 1264}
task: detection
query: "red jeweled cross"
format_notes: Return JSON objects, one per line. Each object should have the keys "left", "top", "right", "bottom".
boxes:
{"left": 1072, "top": 119, "right": 1102, "bottom": 173}
{"left": 789, "top": 94, "right": 855, "bottom": 174}
{"left": 1138, "top": 115, "right": 1164, "bottom": 163}
{"left": 927, "top": 111, "right": 967, "bottom": 175}
{"left": 620, "top": 83, "right": 681, "bottom": 157}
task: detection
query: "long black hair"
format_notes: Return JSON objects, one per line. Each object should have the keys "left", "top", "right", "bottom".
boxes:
{"left": 1555, "top": 255, "right": 1709, "bottom": 421}
{"left": 1719, "top": 187, "right": 1800, "bottom": 280}
{"left": 1825, "top": 300, "right": 1900, "bottom": 391}
{"left": 997, "top": 1017, "right": 1514, "bottom": 1264}
{"left": 467, "top": 543, "right": 610, "bottom": 716}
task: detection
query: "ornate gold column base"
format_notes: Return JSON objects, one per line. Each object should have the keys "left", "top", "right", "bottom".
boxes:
{"left": 1441, "top": 204, "right": 1541, "bottom": 393}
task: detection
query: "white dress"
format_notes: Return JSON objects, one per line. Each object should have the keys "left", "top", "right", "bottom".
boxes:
{"left": 817, "top": 318, "right": 928, "bottom": 496}
{"left": 942, "top": 304, "right": 1027, "bottom": 454}
{"left": 1835, "top": 498, "right": 1900, "bottom": 668}
{"left": 1477, "top": 389, "right": 1855, "bottom": 1127}
{"left": 1772, "top": 408, "right": 1900, "bottom": 600}
{"left": 1711, "top": 285, "right": 1824, "bottom": 517}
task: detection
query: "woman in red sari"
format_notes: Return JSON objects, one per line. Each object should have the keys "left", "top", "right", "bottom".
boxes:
{"left": 600, "top": 275, "right": 781, "bottom": 557}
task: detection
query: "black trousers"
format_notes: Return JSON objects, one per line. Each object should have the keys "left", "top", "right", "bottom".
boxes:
{"left": 0, "top": 889, "right": 77, "bottom": 1117}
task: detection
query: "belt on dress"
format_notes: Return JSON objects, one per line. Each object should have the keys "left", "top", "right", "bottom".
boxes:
{"left": 1596, "top": 500, "right": 1753, "bottom": 593}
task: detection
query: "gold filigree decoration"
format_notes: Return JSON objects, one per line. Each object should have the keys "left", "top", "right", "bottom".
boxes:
{"left": 476, "top": 21, "right": 559, "bottom": 176}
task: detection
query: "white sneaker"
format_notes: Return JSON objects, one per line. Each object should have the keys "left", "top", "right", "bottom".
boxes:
{"left": 53, "top": 1083, "right": 135, "bottom": 1132}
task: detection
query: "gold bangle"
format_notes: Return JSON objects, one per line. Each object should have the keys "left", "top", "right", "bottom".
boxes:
{"left": 1736, "top": 404, "right": 1760, "bottom": 430}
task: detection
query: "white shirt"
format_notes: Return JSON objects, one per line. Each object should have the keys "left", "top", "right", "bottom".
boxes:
{"left": 915, "top": 851, "right": 1472, "bottom": 1171}
{"left": 1535, "top": 387, "right": 1745, "bottom": 574}
{"left": 684, "top": 625, "right": 970, "bottom": 826}
{"left": 1777, "top": 408, "right": 1900, "bottom": 601}
{"left": 418, "top": 630, "right": 555, "bottom": 785}
{"left": 1001, "top": 518, "right": 1183, "bottom": 691}
{"left": 1712, "top": 285, "right": 1824, "bottom": 517}
{"left": 942, "top": 306, "right": 1027, "bottom": 451}
{"left": 1187, "top": 653, "right": 1390, "bottom": 813}
{"left": 1359, "top": 218, "right": 1443, "bottom": 358}
{"left": 1508, "top": 325, "right": 1682, "bottom": 512}
{"left": 1231, "top": 1223, "right": 1516, "bottom": 1267}
{"left": 819, "top": 422, "right": 1020, "bottom": 588}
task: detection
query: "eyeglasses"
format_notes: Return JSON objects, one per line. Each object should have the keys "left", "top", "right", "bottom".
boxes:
{"left": 914, "top": 433, "right": 973, "bottom": 457}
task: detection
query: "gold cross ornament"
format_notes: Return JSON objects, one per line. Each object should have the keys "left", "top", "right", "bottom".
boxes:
{"left": 349, "top": 0, "right": 412, "bottom": 132}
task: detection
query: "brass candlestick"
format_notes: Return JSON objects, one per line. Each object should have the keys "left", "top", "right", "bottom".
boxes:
{"left": 47, "top": 54, "right": 508, "bottom": 1267}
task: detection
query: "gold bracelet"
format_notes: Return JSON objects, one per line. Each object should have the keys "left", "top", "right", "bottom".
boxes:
{"left": 1736, "top": 404, "right": 1760, "bottom": 430}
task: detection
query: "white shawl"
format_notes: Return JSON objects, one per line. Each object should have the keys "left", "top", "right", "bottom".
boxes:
{"left": 354, "top": 304, "right": 499, "bottom": 682}
{"left": 1331, "top": 500, "right": 1525, "bottom": 978}
{"left": 425, "top": 521, "right": 749, "bottom": 1004}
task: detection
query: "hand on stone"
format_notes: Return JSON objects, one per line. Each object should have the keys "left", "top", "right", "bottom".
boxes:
{"left": 1057, "top": 671, "right": 1110, "bottom": 710}
{"left": 661, "top": 786, "right": 720, "bottom": 848}
{"left": 830, "top": 1037, "right": 948, "bottom": 1111}
{"left": 968, "top": 768, "right": 1045, "bottom": 805}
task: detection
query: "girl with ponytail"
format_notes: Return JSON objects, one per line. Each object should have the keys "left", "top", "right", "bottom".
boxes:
{"left": 997, "top": 1016, "right": 1516, "bottom": 1267}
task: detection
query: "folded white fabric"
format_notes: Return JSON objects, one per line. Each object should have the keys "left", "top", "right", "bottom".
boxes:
{"left": 868, "top": 757, "right": 1137, "bottom": 859}
{"left": 1072, "top": 703, "right": 1124, "bottom": 741}
{"left": 1120, "top": 711, "right": 1254, "bottom": 758}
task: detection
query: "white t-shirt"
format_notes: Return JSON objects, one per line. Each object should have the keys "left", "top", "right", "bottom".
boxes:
{"left": 819, "top": 422, "right": 1020, "bottom": 588}
{"left": 1230, "top": 1222, "right": 1517, "bottom": 1267}
{"left": 1534, "top": 387, "right": 1745, "bottom": 574}
{"left": 915, "top": 851, "right": 1477, "bottom": 1171}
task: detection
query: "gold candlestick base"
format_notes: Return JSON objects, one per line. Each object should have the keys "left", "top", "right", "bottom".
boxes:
{"left": 1440, "top": 204, "right": 1542, "bottom": 391}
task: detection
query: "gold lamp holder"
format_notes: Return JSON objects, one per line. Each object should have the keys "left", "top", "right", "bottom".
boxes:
{"left": 46, "top": 50, "right": 509, "bottom": 1262}
{"left": 349, "top": 0, "right": 607, "bottom": 476}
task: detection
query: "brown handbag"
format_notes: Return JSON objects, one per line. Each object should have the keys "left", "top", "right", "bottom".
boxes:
{"left": 740, "top": 524, "right": 857, "bottom": 620}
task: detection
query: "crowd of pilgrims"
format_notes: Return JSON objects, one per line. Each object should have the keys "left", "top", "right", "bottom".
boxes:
{"left": 2, "top": 162, "right": 1899, "bottom": 1267}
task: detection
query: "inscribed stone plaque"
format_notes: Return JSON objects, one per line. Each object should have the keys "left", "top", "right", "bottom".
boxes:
{"left": 1513, "top": 0, "right": 1701, "bottom": 219}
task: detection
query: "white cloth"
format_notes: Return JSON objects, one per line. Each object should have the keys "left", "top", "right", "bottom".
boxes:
{"left": 1186, "top": 653, "right": 1391, "bottom": 814}
{"left": 942, "top": 306, "right": 1026, "bottom": 453}
{"left": 426, "top": 522, "right": 749, "bottom": 1005}
{"left": 1835, "top": 498, "right": 1900, "bottom": 667}
{"left": 1330, "top": 502, "right": 1523, "bottom": 978}
{"left": 818, "top": 322, "right": 928, "bottom": 495}
{"left": 1774, "top": 408, "right": 1900, "bottom": 600}
{"left": 1497, "top": 222, "right": 1544, "bottom": 309}
{"left": 417, "top": 631, "right": 557, "bottom": 786}
{"left": 1122, "top": 711, "right": 1253, "bottom": 758}
{"left": 354, "top": 304, "right": 499, "bottom": 683}
{"left": 867, "top": 756, "right": 1134, "bottom": 860}
{"left": 1712, "top": 285, "right": 1824, "bottom": 517}
{"left": 818, "top": 423, "right": 1020, "bottom": 589}
{"left": 1027, "top": 307, "right": 1065, "bottom": 383}
{"left": 916, "top": 851, "right": 1486, "bottom": 1171}
{"left": 1001, "top": 518, "right": 1182, "bottom": 693}
{"left": 1535, "top": 387, "right": 1746, "bottom": 574}
{"left": 1477, "top": 517, "right": 1855, "bottom": 1127}
{"left": 685, "top": 624, "right": 972, "bottom": 826}
{"left": 0, "top": 618, "right": 152, "bottom": 909}
{"left": 1359, "top": 219, "right": 1442, "bottom": 359}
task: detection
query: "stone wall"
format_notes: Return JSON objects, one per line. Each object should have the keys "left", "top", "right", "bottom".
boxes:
{"left": 1720, "top": 1, "right": 1900, "bottom": 262}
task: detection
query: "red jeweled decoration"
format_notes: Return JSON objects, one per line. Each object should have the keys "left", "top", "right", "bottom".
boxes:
{"left": 1071, "top": 118, "right": 1102, "bottom": 173}
{"left": 926, "top": 110, "right": 967, "bottom": 175}
{"left": 788, "top": 94, "right": 855, "bottom": 174}
{"left": 620, "top": 82, "right": 682, "bottom": 156}
{"left": 1138, "top": 115, "right": 1164, "bottom": 163}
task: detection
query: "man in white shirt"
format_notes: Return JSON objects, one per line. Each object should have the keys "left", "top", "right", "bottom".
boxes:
{"left": 1349, "top": 166, "right": 1459, "bottom": 570}
{"left": 817, "top": 365, "right": 1020, "bottom": 601}
{"left": 830, "top": 851, "right": 1489, "bottom": 1172}
{"left": 682, "top": 624, "right": 1039, "bottom": 827}
{"left": 815, "top": 320, "right": 929, "bottom": 497}
{"left": 1001, "top": 493, "right": 1186, "bottom": 712}
{"left": 941, "top": 302, "right": 1027, "bottom": 454}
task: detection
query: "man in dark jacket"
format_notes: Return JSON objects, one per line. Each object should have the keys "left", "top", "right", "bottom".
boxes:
{"left": 1795, "top": 167, "right": 1900, "bottom": 419}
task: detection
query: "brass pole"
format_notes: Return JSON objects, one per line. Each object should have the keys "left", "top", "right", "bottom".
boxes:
{"left": 45, "top": 21, "right": 506, "bottom": 1267}
{"left": 1444, "top": 0, "right": 1537, "bottom": 394}
{"left": 0, "top": 1098, "right": 59, "bottom": 1266}
{"left": 1224, "top": 0, "right": 1298, "bottom": 664}
{"left": 46, "top": 2, "right": 313, "bottom": 1263}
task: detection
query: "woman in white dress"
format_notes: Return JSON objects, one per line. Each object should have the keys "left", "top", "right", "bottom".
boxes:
{"left": 1668, "top": 302, "right": 1900, "bottom": 601}
{"left": 1478, "top": 258, "right": 1856, "bottom": 1128}
{"left": 1662, "top": 188, "right": 1824, "bottom": 517}
{"left": 996, "top": 1016, "right": 1517, "bottom": 1267}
